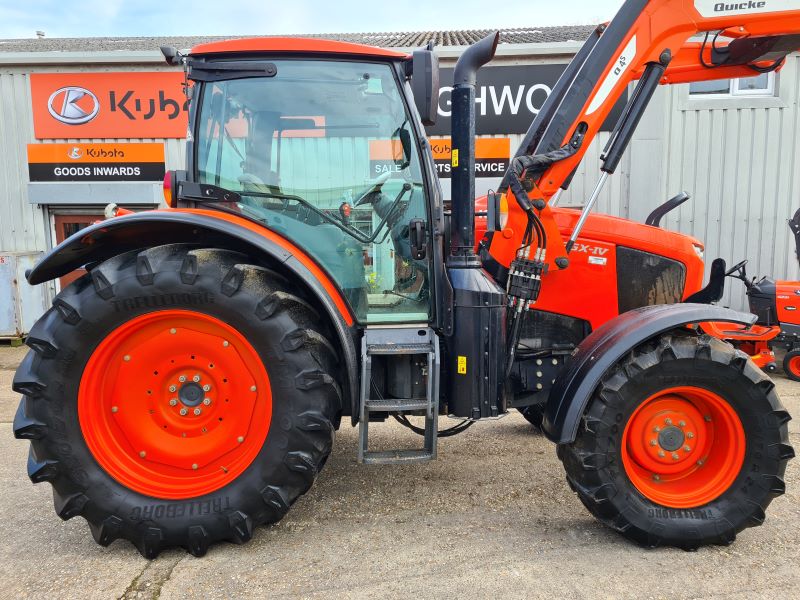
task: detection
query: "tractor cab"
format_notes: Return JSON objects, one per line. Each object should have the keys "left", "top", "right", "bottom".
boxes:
{"left": 180, "top": 39, "right": 442, "bottom": 325}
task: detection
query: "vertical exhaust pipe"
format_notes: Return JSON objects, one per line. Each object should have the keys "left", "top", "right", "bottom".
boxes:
{"left": 444, "top": 32, "right": 507, "bottom": 420}
{"left": 448, "top": 32, "right": 499, "bottom": 266}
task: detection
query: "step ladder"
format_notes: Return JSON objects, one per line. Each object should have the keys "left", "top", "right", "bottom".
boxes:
{"left": 358, "top": 327, "right": 440, "bottom": 465}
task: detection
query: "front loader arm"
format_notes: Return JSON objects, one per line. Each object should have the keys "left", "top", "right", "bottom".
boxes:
{"left": 488, "top": 0, "right": 800, "bottom": 272}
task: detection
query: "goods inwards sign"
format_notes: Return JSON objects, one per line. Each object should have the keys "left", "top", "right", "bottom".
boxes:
{"left": 429, "top": 137, "right": 510, "bottom": 178}
{"left": 27, "top": 143, "right": 166, "bottom": 182}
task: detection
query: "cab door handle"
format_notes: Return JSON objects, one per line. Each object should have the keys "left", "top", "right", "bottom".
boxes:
{"left": 409, "top": 219, "right": 427, "bottom": 260}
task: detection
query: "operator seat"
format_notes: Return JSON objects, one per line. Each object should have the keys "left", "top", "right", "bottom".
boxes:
{"left": 684, "top": 258, "right": 726, "bottom": 304}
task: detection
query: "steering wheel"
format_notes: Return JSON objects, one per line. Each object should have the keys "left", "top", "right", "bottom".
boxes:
{"left": 353, "top": 171, "right": 393, "bottom": 207}
{"left": 725, "top": 259, "right": 748, "bottom": 277}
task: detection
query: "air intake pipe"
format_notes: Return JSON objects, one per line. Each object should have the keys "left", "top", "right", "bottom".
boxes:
{"left": 448, "top": 31, "right": 499, "bottom": 267}
{"left": 444, "top": 32, "right": 507, "bottom": 420}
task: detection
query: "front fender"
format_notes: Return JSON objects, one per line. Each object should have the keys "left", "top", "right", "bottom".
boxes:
{"left": 541, "top": 303, "right": 756, "bottom": 444}
{"left": 28, "top": 208, "right": 360, "bottom": 419}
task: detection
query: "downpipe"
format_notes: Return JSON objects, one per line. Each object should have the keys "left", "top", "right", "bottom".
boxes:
{"left": 445, "top": 32, "right": 509, "bottom": 419}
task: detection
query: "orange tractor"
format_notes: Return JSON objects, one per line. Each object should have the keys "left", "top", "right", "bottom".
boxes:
{"left": 13, "top": 0, "right": 796, "bottom": 558}
{"left": 700, "top": 208, "right": 800, "bottom": 379}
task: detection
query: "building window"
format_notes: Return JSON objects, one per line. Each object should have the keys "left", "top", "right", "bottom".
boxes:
{"left": 689, "top": 72, "right": 775, "bottom": 97}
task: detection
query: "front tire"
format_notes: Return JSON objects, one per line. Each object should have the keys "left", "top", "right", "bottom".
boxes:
{"left": 558, "top": 334, "right": 794, "bottom": 549}
{"left": 13, "top": 244, "right": 340, "bottom": 557}
{"left": 783, "top": 349, "right": 800, "bottom": 381}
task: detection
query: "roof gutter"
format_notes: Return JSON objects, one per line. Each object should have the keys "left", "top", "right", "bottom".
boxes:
{"left": 0, "top": 50, "right": 170, "bottom": 66}
{"left": 0, "top": 41, "right": 583, "bottom": 66}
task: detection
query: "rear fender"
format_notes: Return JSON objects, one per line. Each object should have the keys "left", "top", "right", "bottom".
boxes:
{"left": 28, "top": 209, "right": 359, "bottom": 418}
{"left": 542, "top": 303, "right": 756, "bottom": 444}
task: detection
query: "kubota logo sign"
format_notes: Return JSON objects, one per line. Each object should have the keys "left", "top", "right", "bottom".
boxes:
{"left": 31, "top": 72, "right": 188, "bottom": 139}
{"left": 47, "top": 86, "right": 99, "bottom": 125}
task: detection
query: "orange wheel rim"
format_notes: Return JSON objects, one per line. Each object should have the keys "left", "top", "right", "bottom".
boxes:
{"left": 79, "top": 310, "right": 271, "bottom": 500}
{"left": 789, "top": 355, "right": 800, "bottom": 375}
{"left": 621, "top": 386, "right": 745, "bottom": 509}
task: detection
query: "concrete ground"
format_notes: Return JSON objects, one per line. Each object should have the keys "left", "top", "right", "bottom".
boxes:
{"left": 0, "top": 344, "right": 798, "bottom": 600}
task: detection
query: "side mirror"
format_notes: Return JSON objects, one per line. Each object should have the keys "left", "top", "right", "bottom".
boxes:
{"left": 410, "top": 45, "right": 440, "bottom": 126}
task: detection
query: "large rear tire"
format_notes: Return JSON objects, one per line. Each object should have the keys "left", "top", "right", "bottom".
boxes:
{"left": 13, "top": 244, "right": 340, "bottom": 557}
{"left": 558, "top": 333, "right": 793, "bottom": 549}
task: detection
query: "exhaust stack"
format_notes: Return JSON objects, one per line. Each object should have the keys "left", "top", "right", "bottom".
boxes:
{"left": 448, "top": 32, "right": 499, "bottom": 267}
{"left": 444, "top": 32, "right": 507, "bottom": 420}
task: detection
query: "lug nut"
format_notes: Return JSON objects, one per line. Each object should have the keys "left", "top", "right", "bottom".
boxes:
{"left": 223, "top": 340, "right": 230, "bottom": 347}
{"left": 192, "top": 463, "right": 198, "bottom": 470}
{"left": 123, "top": 355, "right": 131, "bottom": 362}
{"left": 653, "top": 426, "right": 661, "bottom": 433}
{"left": 237, "top": 436, "right": 244, "bottom": 443}
{"left": 179, "top": 375, "right": 187, "bottom": 383}
{"left": 658, "top": 450, "right": 665, "bottom": 458}
{"left": 203, "top": 384, "right": 211, "bottom": 392}
{"left": 704, "top": 415, "right": 712, "bottom": 422}
{"left": 203, "top": 398, "right": 211, "bottom": 406}
{"left": 169, "top": 398, "right": 178, "bottom": 406}
{"left": 170, "top": 328, "right": 177, "bottom": 334}
{"left": 672, "top": 452, "right": 680, "bottom": 460}
{"left": 250, "top": 385, "right": 257, "bottom": 392}
{"left": 193, "top": 375, "right": 201, "bottom": 382}
{"left": 687, "top": 432, "right": 695, "bottom": 439}
{"left": 169, "top": 385, "right": 177, "bottom": 393}
{"left": 665, "top": 418, "right": 673, "bottom": 425}
{"left": 193, "top": 408, "right": 202, "bottom": 416}
{"left": 684, "top": 445, "right": 692, "bottom": 452}
{"left": 650, "top": 439, "right": 657, "bottom": 447}
{"left": 653, "top": 474, "right": 661, "bottom": 482}
{"left": 111, "top": 406, "right": 118, "bottom": 413}
{"left": 180, "top": 407, "right": 188, "bottom": 416}
{"left": 139, "top": 451, "right": 146, "bottom": 458}
{"left": 679, "top": 420, "right": 686, "bottom": 427}
{"left": 697, "top": 459, "right": 705, "bottom": 466}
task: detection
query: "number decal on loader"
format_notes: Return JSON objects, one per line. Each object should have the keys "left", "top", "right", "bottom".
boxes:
{"left": 457, "top": 355, "right": 467, "bottom": 374}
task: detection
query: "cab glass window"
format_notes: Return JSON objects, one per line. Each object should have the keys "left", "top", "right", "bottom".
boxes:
{"left": 196, "top": 60, "right": 431, "bottom": 324}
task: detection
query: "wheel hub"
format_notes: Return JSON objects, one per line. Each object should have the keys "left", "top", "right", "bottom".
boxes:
{"left": 657, "top": 425, "right": 685, "bottom": 452}
{"left": 79, "top": 310, "right": 272, "bottom": 500}
{"left": 178, "top": 382, "right": 204, "bottom": 407}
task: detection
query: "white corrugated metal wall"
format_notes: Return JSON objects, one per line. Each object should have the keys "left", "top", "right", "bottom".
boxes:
{"left": 628, "top": 55, "right": 800, "bottom": 311}
{"left": 0, "top": 70, "right": 48, "bottom": 253}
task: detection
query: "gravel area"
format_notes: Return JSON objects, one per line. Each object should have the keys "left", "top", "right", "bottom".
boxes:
{"left": 0, "top": 345, "right": 797, "bottom": 599}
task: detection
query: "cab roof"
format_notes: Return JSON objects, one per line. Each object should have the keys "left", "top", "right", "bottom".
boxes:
{"left": 189, "top": 37, "right": 409, "bottom": 60}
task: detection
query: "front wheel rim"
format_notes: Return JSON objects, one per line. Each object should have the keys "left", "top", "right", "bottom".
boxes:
{"left": 788, "top": 355, "right": 800, "bottom": 376}
{"left": 621, "top": 386, "right": 745, "bottom": 509}
{"left": 79, "top": 310, "right": 272, "bottom": 500}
